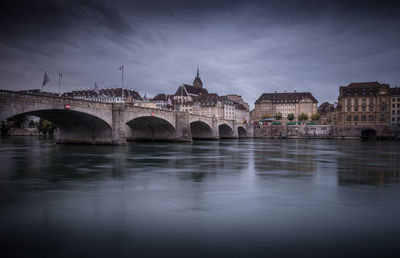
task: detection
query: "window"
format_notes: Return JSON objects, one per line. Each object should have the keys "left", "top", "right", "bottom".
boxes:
{"left": 347, "top": 106, "right": 351, "bottom": 112}
{"left": 393, "top": 110, "right": 395, "bottom": 115}
{"left": 362, "top": 106, "right": 366, "bottom": 112}
{"left": 369, "top": 105, "right": 374, "bottom": 112}
{"left": 362, "top": 98, "right": 366, "bottom": 104}
{"left": 355, "top": 107, "right": 358, "bottom": 112}
{"left": 369, "top": 115, "right": 374, "bottom": 121}
{"left": 355, "top": 99, "right": 359, "bottom": 105}
{"left": 347, "top": 99, "right": 351, "bottom": 105}
{"left": 346, "top": 115, "right": 351, "bottom": 121}
{"left": 393, "top": 104, "right": 395, "bottom": 108}
{"left": 370, "top": 98, "right": 374, "bottom": 104}
{"left": 361, "top": 115, "right": 366, "bottom": 121}
{"left": 354, "top": 115, "right": 359, "bottom": 121}
{"left": 398, "top": 104, "right": 400, "bottom": 108}
{"left": 380, "top": 114, "right": 385, "bottom": 121}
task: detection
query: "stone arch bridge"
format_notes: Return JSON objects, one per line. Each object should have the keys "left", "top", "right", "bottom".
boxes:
{"left": 0, "top": 90, "right": 253, "bottom": 145}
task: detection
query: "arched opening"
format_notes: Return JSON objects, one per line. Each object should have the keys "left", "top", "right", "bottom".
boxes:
{"left": 361, "top": 129, "right": 377, "bottom": 139}
{"left": 238, "top": 126, "right": 247, "bottom": 138}
{"left": 4, "top": 110, "right": 113, "bottom": 144}
{"left": 190, "top": 121, "right": 213, "bottom": 140}
{"left": 218, "top": 124, "right": 234, "bottom": 139}
{"left": 126, "top": 116, "right": 176, "bottom": 141}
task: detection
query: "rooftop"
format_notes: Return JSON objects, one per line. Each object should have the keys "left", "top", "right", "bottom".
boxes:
{"left": 255, "top": 92, "right": 318, "bottom": 104}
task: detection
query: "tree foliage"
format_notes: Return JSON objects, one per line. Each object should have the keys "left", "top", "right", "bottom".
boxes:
{"left": 38, "top": 119, "right": 56, "bottom": 135}
{"left": 262, "top": 113, "right": 272, "bottom": 119}
{"left": 274, "top": 112, "right": 282, "bottom": 121}
{"left": 311, "top": 113, "right": 321, "bottom": 121}
{"left": 298, "top": 113, "right": 308, "bottom": 121}
{"left": 287, "top": 113, "right": 295, "bottom": 121}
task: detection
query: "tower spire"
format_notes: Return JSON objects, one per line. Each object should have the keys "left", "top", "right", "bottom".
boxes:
{"left": 197, "top": 66, "right": 199, "bottom": 77}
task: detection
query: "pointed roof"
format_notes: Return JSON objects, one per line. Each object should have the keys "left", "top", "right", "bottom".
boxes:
{"left": 174, "top": 84, "right": 208, "bottom": 96}
{"left": 193, "top": 67, "right": 203, "bottom": 88}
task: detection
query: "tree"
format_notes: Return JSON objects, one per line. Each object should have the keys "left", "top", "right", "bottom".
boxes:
{"left": 262, "top": 113, "right": 272, "bottom": 119}
{"left": 311, "top": 113, "right": 321, "bottom": 121}
{"left": 1, "top": 121, "right": 9, "bottom": 136}
{"left": 287, "top": 113, "right": 295, "bottom": 121}
{"left": 38, "top": 119, "right": 56, "bottom": 135}
{"left": 298, "top": 113, "right": 308, "bottom": 121}
{"left": 274, "top": 112, "right": 282, "bottom": 121}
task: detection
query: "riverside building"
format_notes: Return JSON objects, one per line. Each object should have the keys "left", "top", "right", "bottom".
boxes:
{"left": 389, "top": 87, "right": 400, "bottom": 126}
{"left": 337, "top": 82, "right": 390, "bottom": 126}
{"left": 252, "top": 91, "right": 318, "bottom": 121}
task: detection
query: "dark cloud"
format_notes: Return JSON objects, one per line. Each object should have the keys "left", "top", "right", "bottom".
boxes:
{"left": 1, "top": 0, "right": 400, "bottom": 108}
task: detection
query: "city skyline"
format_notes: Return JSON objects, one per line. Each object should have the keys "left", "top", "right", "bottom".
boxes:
{"left": 1, "top": 0, "right": 400, "bottom": 108}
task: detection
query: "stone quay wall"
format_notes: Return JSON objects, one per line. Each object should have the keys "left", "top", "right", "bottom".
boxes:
{"left": 254, "top": 124, "right": 398, "bottom": 139}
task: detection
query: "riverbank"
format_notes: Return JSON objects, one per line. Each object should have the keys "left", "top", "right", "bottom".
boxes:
{"left": 8, "top": 128, "right": 41, "bottom": 136}
{"left": 254, "top": 124, "right": 399, "bottom": 139}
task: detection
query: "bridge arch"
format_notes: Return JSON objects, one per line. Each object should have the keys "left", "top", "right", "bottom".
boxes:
{"left": 126, "top": 116, "right": 176, "bottom": 141}
{"left": 5, "top": 109, "right": 113, "bottom": 144}
{"left": 238, "top": 126, "right": 247, "bottom": 138}
{"left": 361, "top": 128, "right": 377, "bottom": 139}
{"left": 218, "top": 123, "right": 234, "bottom": 139}
{"left": 190, "top": 121, "right": 213, "bottom": 140}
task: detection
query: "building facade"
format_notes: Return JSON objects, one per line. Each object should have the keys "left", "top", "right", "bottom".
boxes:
{"left": 389, "top": 87, "right": 400, "bottom": 126}
{"left": 225, "top": 94, "right": 250, "bottom": 111}
{"left": 337, "top": 82, "right": 390, "bottom": 126}
{"left": 252, "top": 91, "right": 318, "bottom": 121}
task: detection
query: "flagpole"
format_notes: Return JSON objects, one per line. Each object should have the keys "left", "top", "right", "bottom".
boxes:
{"left": 58, "top": 73, "right": 62, "bottom": 96}
{"left": 120, "top": 65, "right": 124, "bottom": 101}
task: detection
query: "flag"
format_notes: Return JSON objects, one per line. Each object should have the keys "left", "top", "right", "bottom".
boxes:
{"left": 42, "top": 72, "right": 50, "bottom": 87}
{"left": 94, "top": 82, "right": 99, "bottom": 94}
{"left": 167, "top": 97, "right": 172, "bottom": 106}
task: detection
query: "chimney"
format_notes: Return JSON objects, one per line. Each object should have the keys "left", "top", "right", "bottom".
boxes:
{"left": 284, "top": 90, "right": 287, "bottom": 93}
{"left": 294, "top": 90, "right": 297, "bottom": 92}
{"left": 274, "top": 90, "right": 277, "bottom": 93}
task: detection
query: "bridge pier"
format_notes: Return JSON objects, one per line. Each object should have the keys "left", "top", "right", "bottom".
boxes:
{"left": 175, "top": 112, "right": 192, "bottom": 142}
{"left": 112, "top": 103, "right": 127, "bottom": 145}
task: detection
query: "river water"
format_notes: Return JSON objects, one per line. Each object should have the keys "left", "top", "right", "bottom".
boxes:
{"left": 0, "top": 137, "right": 400, "bottom": 258}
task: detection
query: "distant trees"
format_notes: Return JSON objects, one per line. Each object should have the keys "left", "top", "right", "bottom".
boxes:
{"left": 298, "top": 113, "right": 308, "bottom": 121}
{"left": 311, "top": 113, "right": 321, "bottom": 121}
{"left": 287, "top": 113, "right": 295, "bottom": 121}
{"left": 274, "top": 112, "right": 282, "bottom": 121}
{"left": 7, "top": 114, "right": 27, "bottom": 128}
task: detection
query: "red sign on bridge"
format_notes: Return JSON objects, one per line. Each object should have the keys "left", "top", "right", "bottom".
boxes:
{"left": 65, "top": 104, "right": 71, "bottom": 110}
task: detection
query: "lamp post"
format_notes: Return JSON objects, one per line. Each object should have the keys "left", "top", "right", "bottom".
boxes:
{"left": 58, "top": 73, "right": 63, "bottom": 96}
{"left": 119, "top": 65, "right": 124, "bottom": 101}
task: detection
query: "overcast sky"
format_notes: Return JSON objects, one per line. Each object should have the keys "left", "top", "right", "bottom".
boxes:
{"left": 1, "top": 0, "right": 400, "bottom": 108}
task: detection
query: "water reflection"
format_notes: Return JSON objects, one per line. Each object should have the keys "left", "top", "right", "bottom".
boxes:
{"left": 253, "top": 139, "right": 317, "bottom": 177}
{"left": 1, "top": 137, "right": 400, "bottom": 258}
{"left": 336, "top": 141, "right": 400, "bottom": 186}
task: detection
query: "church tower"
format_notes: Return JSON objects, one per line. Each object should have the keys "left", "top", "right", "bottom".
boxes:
{"left": 193, "top": 67, "right": 203, "bottom": 88}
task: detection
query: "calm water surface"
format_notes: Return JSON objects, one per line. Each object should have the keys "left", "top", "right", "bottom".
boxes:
{"left": 0, "top": 137, "right": 400, "bottom": 257}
